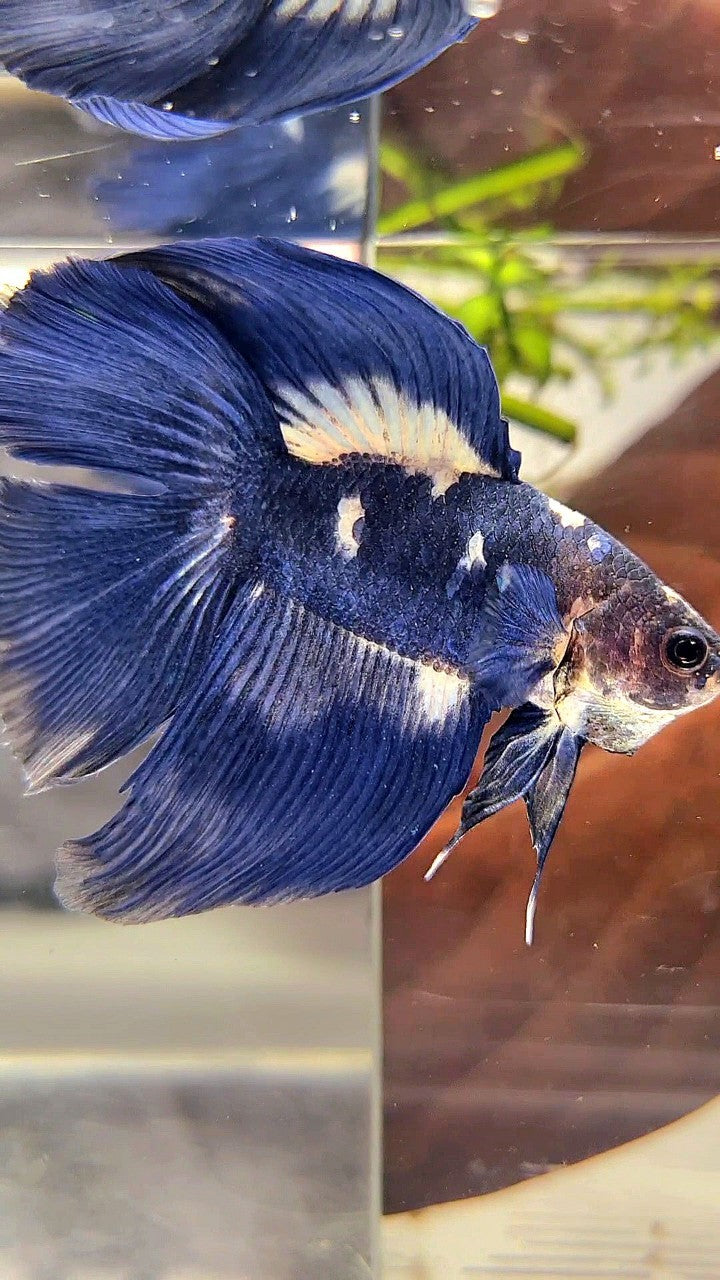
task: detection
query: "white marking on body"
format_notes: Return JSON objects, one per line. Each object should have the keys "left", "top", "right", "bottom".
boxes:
{"left": 465, "top": 530, "right": 486, "bottom": 568}
{"left": 548, "top": 497, "right": 586, "bottom": 529}
{"left": 335, "top": 494, "right": 365, "bottom": 558}
{"left": 276, "top": 373, "right": 497, "bottom": 488}
{"left": 249, "top": 582, "right": 266, "bottom": 602}
{"left": 448, "top": 530, "right": 488, "bottom": 594}
{"left": 414, "top": 662, "right": 470, "bottom": 728}
{"left": 663, "top": 585, "right": 683, "bottom": 605}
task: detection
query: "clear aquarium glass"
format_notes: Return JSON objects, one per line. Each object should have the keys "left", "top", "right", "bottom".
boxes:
{"left": 0, "top": 73, "right": 381, "bottom": 1280}
{"left": 378, "top": 6, "right": 720, "bottom": 1278}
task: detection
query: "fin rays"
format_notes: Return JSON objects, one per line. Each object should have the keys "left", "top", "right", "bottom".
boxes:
{"left": 0, "top": 483, "right": 236, "bottom": 790}
{"left": 56, "top": 589, "right": 487, "bottom": 921}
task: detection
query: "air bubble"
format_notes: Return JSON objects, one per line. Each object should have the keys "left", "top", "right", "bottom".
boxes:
{"left": 465, "top": 0, "right": 500, "bottom": 17}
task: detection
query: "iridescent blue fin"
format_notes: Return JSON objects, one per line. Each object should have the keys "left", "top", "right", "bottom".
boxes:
{"left": 0, "top": 483, "right": 235, "bottom": 790}
{"left": 0, "top": 1, "right": 262, "bottom": 114}
{"left": 0, "top": 256, "right": 281, "bottom": 488}
{"left": 1, "top": 2, "right": 478, "bottom": 138}
{"left": 74, "top": 97, "right": 234, "bottom": 140}
{"left": 426, "top": 704, "right": 583, "bottom": 944}
{"left": 469, "top": 564, "right": 568, "bottom": 710}
{"left": 0, "top": 257, "right": 280, "bottom": 789}
{"left": 169, "top": 2, "right": 480, "bottom": 128}
{"left": 120, "top": 237, "right": 521, "bottom": 484}
{"left": 56, "top": 588, "right": 488, "bottom": 922}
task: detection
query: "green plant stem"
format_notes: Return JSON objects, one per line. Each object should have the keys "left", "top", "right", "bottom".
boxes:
{"left": 377, "top": 142, "right": 585, "bottom": 235}
{"left": 501, "top": 394, "right": 576, "bottom": 442}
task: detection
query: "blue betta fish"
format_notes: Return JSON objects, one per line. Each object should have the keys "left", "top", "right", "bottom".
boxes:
{"left": 0, "top": 0, "right": 479, "bottom": 140}
{"left": 0, "top": 238, "right": 718, "bottom": 941}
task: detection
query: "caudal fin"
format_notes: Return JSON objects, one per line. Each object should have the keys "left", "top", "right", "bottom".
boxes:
{"left": 0, "top": 256, "right": 281, "bottom": 789}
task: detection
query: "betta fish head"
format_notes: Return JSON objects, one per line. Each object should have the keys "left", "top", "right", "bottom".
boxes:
{"left": 554, "top": 576, "right": 720, "bottom": 753}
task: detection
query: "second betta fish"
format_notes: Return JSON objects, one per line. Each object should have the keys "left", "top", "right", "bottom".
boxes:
{"left": 0, "top": 239, "right": 717, "bottom": 939}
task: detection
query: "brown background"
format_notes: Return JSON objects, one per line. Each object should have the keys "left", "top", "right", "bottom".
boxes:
{"left": 382, "top": 0, "right": 720, "bottom": 233}
{"left": 384, "top": 366, "right": 720, "bottom": 1213}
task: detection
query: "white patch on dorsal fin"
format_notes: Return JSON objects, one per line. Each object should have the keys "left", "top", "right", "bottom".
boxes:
{"left": 548, "top": 497, "right": 586, "bottom": 529}
{"left": 276, "top": 373, "right": 497, "bottom": 488}
{"left": 335, "top": 493, "right": 364, "bottom": 558}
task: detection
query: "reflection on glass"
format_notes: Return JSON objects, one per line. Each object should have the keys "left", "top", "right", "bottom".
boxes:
{"left": 0, "top": 37, "right": 379, "bottom": 1280}
{"left": 0, "top": 75, "right": 371, "bottom": 250}
{"left": 95, "top": 106, "right": 369, "bottom": 241}
{"left": 0, "top": 1, "right": 481, "bottom": 140}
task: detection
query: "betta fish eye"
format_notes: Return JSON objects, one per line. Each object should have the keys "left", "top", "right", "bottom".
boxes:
{"left": 661, "top": 627, "right": 710, "bottom": 674}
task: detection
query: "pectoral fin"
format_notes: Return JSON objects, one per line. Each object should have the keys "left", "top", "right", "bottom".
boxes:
{"left": 469, "top": 564, "right": 568, "bottom": 710}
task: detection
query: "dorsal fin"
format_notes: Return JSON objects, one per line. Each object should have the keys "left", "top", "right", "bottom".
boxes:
{"left": 117, "top": 237, "right": 522, "bottom": 491}
{"left": 276, "top": 370, "right": 499, "bottom": 494}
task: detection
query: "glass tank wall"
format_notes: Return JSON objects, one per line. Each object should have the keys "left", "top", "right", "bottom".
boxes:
{"left": 0, "top": 74, "right": 380, "bottom": 1280}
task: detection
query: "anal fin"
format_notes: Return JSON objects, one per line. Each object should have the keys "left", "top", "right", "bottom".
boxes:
{"left": 56, "top": 588, "right": 488, "bottom": 922}
{"left": 427, "top": 702, "right": 584, "bottom": 945}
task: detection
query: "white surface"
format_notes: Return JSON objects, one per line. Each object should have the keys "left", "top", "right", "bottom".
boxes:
{"left": 385, "top": 1096, "right": 720, "bottom": 1279}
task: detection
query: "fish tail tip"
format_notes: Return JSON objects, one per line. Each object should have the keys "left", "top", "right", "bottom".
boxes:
{"left": 54, "top": 839, "right": 101, "bottom": 916}
{"left": 55, "top": 840, "right": 177, "bottom": 926}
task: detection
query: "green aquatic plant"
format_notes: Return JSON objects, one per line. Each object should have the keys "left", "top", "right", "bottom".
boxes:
{"left": 377, "top": 140, "right": 720, "bottom": 444}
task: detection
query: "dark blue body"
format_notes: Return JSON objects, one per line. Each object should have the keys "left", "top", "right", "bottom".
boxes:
{"left": 252, "top": 456, "right": 628, "bottom": 669}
